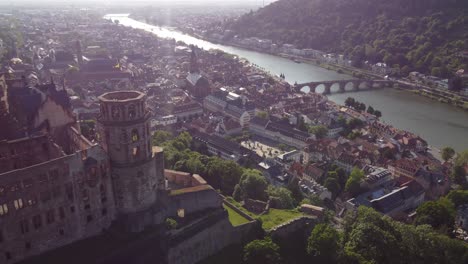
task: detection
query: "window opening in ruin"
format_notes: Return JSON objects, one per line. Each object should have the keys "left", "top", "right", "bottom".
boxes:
{"left": 0, "top": 230, "right": 3, "bottom": 243}
{"left": 59, "top": 207, "right": 65, "bottom": 219}
{"left": 131, "top": 129, "right": 139, "bottom": 142}
{"left": 33, "top": 215, "right": 42, "bottom": 229}
{"left": 177, "top": 208, "right": 185, "bottom": 218}
{"left": 20, "top": 219, "right": 29, "bottom": 234}
{"left": 102, "top": 208, "right": 107, "bottom": 216}
{"left": 52, "top": 186, "right": 62, "bottom": 199}
{"left": 133, "top": 146, "right": 140, "bottom": 158}
{"left": 5, "top": 252, "right": 11, "bottom": 260}
{"left": 84, "top": 204, "right": 91, "bottom": 210}
{"left": 13, "top": 199, "right": 24, "bottom": 210}
{"left": 59, "top": 229, "right": 64, "bottom": 236}
{"left": 86, "top": 215, "right": 93, "bottom": 223}
{"left": 0, "top": 186, "right": 5, "bottom": 196}
{"left": 70, "top": 206, "right": 75, "bottom": 213}
{"left": 46, "top": 209, "right": 55, "bottom": 224}
{"left": 82, "top": 189, "right": 89, "bottom": 201}
{"left": 25, "top": 242, "right": 31, "bottom": 250}
{"left": 66, "top": 183, "right": 74, "bottom": 201}
{"left": 0, "top": 204, "right": 8, "bottom": 216}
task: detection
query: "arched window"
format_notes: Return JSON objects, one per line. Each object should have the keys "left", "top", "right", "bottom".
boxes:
{"left": 128, "top": 104, "right": 136, "bottom": 119}
{"left": 111, "top": 106, "right": 119, "bottom": 118}
{"left": 131, "top": 129, "right": 139, "bottom": 142}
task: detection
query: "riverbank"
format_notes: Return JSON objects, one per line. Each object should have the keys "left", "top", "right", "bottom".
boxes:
{"left": 175, "top": 24, "right": 468, "bottom": 111}
{"left": 107, "top": 14, "right": 468, "bottom": 151}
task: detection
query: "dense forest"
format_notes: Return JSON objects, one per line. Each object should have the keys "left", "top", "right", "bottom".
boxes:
{"left": 226, "top": 0, "right": 468, "bottom": 77}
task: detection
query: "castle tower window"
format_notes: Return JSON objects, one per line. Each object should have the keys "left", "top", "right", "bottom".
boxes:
{"left": 128, "top": 104, "right": 136, "bottom": 119}
{"left": 111, "top": 106, "right": 120, "bottom": 119}
{"left": 133, "top": 146, "right": 140, "bottom": 158}
{"left": 131, "top": 129, "right": 139, "bottom": 142}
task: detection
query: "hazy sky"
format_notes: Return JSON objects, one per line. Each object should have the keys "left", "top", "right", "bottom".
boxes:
{"left": 5, "top": 0, "right": 276, "bottom": 5}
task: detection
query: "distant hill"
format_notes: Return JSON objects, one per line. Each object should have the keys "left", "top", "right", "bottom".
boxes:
{"left": 226, "top": 0, "right": 468, "bottom": 77}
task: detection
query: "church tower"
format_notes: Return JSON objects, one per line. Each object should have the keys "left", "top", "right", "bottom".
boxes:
{"left": 76, "top": 40, "right": 83, "bottom": 66}
{"left": 97, "top": 91, "right": 164, "bottom": 215}
{"left": 189, "top": 45, "right": 199, "bottom": 73}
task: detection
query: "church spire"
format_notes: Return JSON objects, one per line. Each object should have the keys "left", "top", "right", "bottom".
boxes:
{"left": 189, "top": 45, "right": 199, "bottom": 73}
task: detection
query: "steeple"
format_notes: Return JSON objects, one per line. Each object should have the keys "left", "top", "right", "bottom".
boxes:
{"left": 189, "top": 45, "right": 199, "bottom": 73}
{"left": 76, "top": 40, "right": 83, "bottom": 66}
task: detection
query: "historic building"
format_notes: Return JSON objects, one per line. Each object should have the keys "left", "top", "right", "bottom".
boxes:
{"left": 0, "top": 89, "right": 234, "bottom": 264}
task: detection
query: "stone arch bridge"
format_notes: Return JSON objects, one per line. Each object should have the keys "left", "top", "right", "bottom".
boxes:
{"left": 295, "top": 79, "right": 395, "bottom": 94}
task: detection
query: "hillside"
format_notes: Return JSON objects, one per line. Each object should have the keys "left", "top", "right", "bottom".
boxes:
{"left": 226, "top": 0, "right": 468, "bottom": 77}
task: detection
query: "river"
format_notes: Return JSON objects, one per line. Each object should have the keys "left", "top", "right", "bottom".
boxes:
{"left": 104, "top": 14, "right": 468, "bottom": 151}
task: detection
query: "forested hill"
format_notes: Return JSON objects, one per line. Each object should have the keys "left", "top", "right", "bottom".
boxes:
{"left": 226, "top": 0, "right": 468, "bottom": 77}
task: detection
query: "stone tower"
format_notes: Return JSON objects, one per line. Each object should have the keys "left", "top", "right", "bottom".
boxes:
{"left": 97, "top": 91, "right": 164, "bottom": 215}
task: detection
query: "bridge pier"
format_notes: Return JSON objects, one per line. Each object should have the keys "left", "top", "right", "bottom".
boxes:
{"left": 352, "top": 81, "right": 360, "bottom": 91}
{"left": 323, "top": 83, "right": 332, "bottom": 95}
{"left": 339, "top": 82, "right": 346, "bottom": 92}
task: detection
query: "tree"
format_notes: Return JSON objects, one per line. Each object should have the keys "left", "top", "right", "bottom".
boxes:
{"left": 441, "top": 147, "right": 455, "bottom": 162}
{"left": 447, "top": 190, "right": 468, "bottom": 207}
{"left": 238, "top": 169, "right": 268, "bottom": 201}
{"left": 307, "top": 223, "right": 340, "bottom": 262}
{"left": 267, "top": 186, "right": 294, "bottom": 209}
{"left": 206, "top": 159, "right": 243, "bottom": 195}
{"left": 152, "top": 130, "right": 173, "bottom": 146}
{"left": 450, "top": 165, "right": 467, "bottom": 186}
{"left": 366, "top": 106, "right": 375, "bottom": 115}
{"left": 324, "top": 177, "right": 341, "bottom": 198}
{"left": 415, "top": 200, "right": 455, "bottom": 232}
{"left": 308, "top": 125, "right": 328, "bottom": 139}
{"left": 374, "top": 110, "right": 382, "bottom": 118}
{"left": 243, "top": 238, "right": 282, "bottom": 264}
{"left": 165, "top": 218, "right": 177, "bottom": 230}
{"left": 345, "top": 97, "right": 355, "bottom": 107}
{"left": 345, "top": 168, "right": 364, "bottom": 195}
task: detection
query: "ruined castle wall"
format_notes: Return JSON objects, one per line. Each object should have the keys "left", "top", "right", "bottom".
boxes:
{"left": 166, "top": 211, "right": 257, "bottom": 264}
{"left": 0, "top": 145, "right": 115, "bottom": 264}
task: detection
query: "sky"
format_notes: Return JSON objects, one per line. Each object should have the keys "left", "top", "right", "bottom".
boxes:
{"left": 5, "top": 0, "right": 277, "bottom": 5}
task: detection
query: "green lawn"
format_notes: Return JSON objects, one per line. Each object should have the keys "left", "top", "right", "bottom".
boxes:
{"left": 224, "top": 197, "right": 304, "bottom": 230}
{"left": 223, "top": 204, "right": 250, "bottom": 226}
{"left": 259, "top": 208, "right": 303, "bottom": 230}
